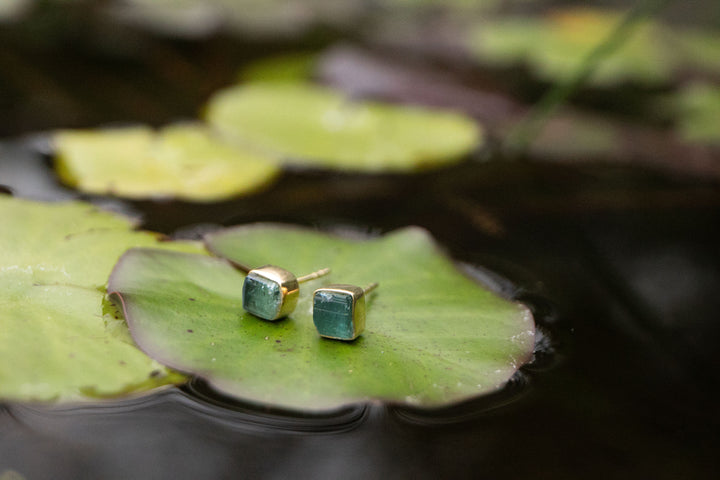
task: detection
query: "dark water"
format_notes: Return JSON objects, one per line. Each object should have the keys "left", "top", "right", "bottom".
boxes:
{"left": 1, "top": 140, "right": 719, "bottom": 479}
{"left": 2, "top": 5, "right": 720, "bottom": 477}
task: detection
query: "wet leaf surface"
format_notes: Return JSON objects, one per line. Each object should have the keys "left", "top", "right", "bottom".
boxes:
{"left": 53, "top": 124, "right": 280, "bottom": 202}
{"left": 205, "top": 82, "right": 482, "bottom": 172}
{"left": 109, "top": 225, "right": 534, "bottom": 411}
{"left": 0, "top": 196, "right": 196, "bottom": 402}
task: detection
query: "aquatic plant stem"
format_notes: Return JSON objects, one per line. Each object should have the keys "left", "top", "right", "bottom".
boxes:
{"left": 504, "top": 0, "right": 674, "bottom": 157}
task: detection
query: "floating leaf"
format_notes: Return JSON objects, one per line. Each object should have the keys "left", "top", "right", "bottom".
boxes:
{"left": 468, "top": 8, "right": 720, "bottom": 86}
{"left": 0, "top": 197, "right": 197, "bottom": 402}
{"left": 109, "top": 225, "right": 534, "bottom": 411}
{"left": 674, "top": 82, "right": 720, "bottom": 145}
{"left": 53, "top": 124, "right": 280, "bottom": 202}
{"left": 205, "top": 83, "right": 482, "bottom": 172}
{"left": 240, "top": 52, "right": 318, "bottom": 83}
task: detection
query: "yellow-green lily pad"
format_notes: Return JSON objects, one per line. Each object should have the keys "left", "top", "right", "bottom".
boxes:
{"left": 53, "top": 124, "right": 280, "bottom": 202}
{"left": 109, "top": 225, "right": 534, "bottom": 411}
{"left": 0, "top": 196, "right": 201, "bottom": 402}
{"left": 469, "top": 8, "right": 720, "bottom": 86}
{"left": 205, "top": 83, "right": 482, "bottom": 172}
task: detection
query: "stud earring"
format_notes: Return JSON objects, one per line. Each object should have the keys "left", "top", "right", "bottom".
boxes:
{"left": 313, "top": 283, "right": 378, "bottom": 341}
{"left": 243, "top": 265, "right": 330, "bottom": 321}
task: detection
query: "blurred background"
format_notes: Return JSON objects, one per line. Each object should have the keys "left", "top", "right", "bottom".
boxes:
{"left": 1, "top": 0, "right": 719, "bottom": 176}
{"left": 1, "top": 1, "right": 719, "bottom": 479}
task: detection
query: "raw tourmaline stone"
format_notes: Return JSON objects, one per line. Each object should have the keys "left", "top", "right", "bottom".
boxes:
{"left": 313, "top": 285, "right": 366, "bottom": 341}
{"left": 241, "top": 265, "right": 300, "bottom": 321}
{"left": 243, "top": 272, "right": 282, "bottom": 320}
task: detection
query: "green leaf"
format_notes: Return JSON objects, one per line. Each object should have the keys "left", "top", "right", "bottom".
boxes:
{"left": 468, "top": 8, "right": 720, "bottom": 86}
{"left": 240, "top": 52, "right": 318, "bottom": 83}
{"left": 109, "top": 225, "right": 534, "bottom": 411}
{"left": 674, "top": 82, "right": 720, "bottom": 145}
{"left": 0, "top": 196, "right": 197, "bottom": 402}
{"left": 53, "top": 124, "right": 280, "bottom": 202}
{"left": 205, "top": 83, "right": 482, "bottom": 172}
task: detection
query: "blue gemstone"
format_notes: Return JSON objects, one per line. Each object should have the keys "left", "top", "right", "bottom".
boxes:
{"left": 313, "top": 290, "right": 356, "bottom": 340}
{"left": 243, "top": 273, "right": 282, "bottom": 320}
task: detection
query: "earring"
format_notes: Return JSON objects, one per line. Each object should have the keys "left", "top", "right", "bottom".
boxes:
{"left": 313, "top": 283, "right": 378, "bottom": 341}
{"left": 243, "top": 265, "right": 330, "bottom": 321}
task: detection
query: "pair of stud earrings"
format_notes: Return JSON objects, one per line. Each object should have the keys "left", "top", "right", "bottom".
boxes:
{"left": 241, "top": 265, "right": 377, "bottom": 341}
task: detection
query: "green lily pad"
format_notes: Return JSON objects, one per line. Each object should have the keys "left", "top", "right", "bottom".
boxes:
{"left": 469, "top": 8, "right": 720, "bottom": 86}
{"left": 673, "top": 82, "right": 720, "bottom": 145}
{"left": 205, "top": 83, "right": 482, "bottom": 172}
{"left": 53, "top": 124, "right": 280, "bottom": 202}
{"left": 0, "top": 196, "right": 197, "bottom": 402}
{"left": 109, "top": 225, "right": 534, "bottom": 411}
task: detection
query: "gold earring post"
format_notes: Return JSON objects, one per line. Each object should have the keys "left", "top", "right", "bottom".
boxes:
{"left": 362, "top": 282, "right": 379, "bottom": 295}
{"left": 313, "top": 281, "right": 379, "bottom": 341}
{"left": 296, "top": 267, "right": 331, "bottom": 283}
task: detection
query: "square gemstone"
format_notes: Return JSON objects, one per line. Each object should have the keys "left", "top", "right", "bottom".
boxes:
{"left": 313, "top": 290, "right": 357, "bottom": 340}
{"left": 243, "top": 272, "right": 282, "bottom": 320}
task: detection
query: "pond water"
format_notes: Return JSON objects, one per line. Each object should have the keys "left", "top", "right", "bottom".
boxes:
{"left": 2, "top": 5, "right": 719, "bottom": 477}
{"left": 1, "top": 140, "right": 718, "bottom": 478}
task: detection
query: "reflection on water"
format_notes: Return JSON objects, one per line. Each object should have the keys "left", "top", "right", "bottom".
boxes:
{"left": 1, "top": 139, "right": 719, "bottom": 478}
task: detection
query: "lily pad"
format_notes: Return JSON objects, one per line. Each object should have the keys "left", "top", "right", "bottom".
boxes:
{"left": 109, "top": 225, "right": 534, "bottom": 411}
{"left": 674, "top": 82, "right": 720, "bottom": 145}
{"left": 240, "top": 52, "right": 318, "bottom": 83}
{"left": 0, "top": 196, "right": 197, "bottom": 402}
{"left": 205, "top": 83, "right": 482, "bottom": 172}
{"left": 468, "top": 8, "right": 720, "bottom": 86}
{"left": 53, "top": 124, "right": 280, "bottom": 202}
